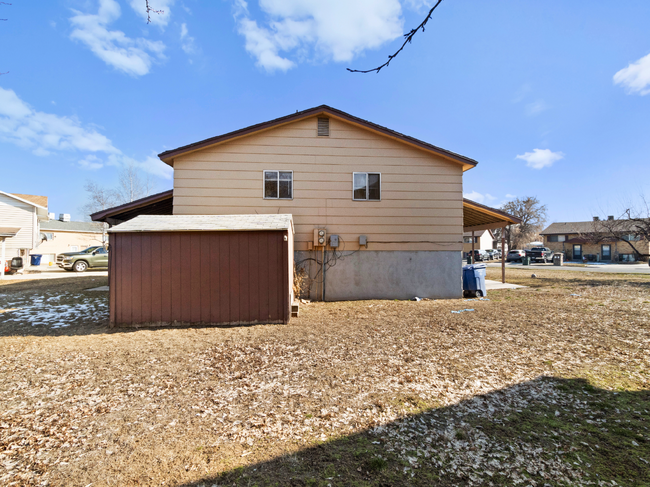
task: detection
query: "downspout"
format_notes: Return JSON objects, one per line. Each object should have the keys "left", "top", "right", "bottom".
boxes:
{"left": 323, "top": 248, "right": 327, "bottom": 302}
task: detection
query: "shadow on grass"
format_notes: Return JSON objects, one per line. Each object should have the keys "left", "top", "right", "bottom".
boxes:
{"left": 179, "top": 377, "right": 650, "bottom": 487}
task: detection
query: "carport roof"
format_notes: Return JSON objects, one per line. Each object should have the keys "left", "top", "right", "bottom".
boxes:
{"left": 463, "top": 199, "right": 521, "bottom": 232}
{"left": 0, "top": 227, "right": 21, "bottom": 238}
{"left": 109, "top": 214, "right": 294, "bottom": 233}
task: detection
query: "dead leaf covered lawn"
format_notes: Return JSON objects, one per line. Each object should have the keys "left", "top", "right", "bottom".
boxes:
{"left": 0, "top": 270, "right": 648, "bottom": 486}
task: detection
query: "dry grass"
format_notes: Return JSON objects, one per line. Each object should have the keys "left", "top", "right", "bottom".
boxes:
{"left": 0, "top": 269, "right": 648, "bottom": 486}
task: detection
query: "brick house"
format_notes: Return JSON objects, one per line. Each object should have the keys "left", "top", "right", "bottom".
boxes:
{"left": 540, "top": 219, "right": 650, "bottom": 262}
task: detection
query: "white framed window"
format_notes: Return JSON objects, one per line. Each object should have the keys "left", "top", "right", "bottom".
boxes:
{"left": 353, "top": 172, "right": 381, "bottom": 201}
{"left": 263, "top": 170, "right": 293, "bottom": 199}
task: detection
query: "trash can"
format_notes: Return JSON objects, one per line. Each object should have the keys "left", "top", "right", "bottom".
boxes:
{"left": 553, "top": 254, "right": 564, "bottom": 266}
{"left": 466, "top": 256, "right": 472, "bottom": 264}
{"left": 522, "top": 256, "right": 530, "bottom": 266}
{"left": 30, "top": 254, "right": 42, "bottom": 266}
{"left": 462, "top": 263, "right": 487, "bottom": 298}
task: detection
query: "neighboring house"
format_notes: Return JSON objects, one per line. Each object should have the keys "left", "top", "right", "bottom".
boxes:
{"left": 95, "top": 106, "right": 520, "bottom": 301}
{"left": 540, "top": 219, "right": 650, "bottom": 262}
{"left": 462, "top": 229, "right": 494, "bottom": 257}
{"left": 36, "top": 219, "right": 106, "bottom": 265}
{"left": 0, "top": 191, "right": 49, "bottom": 263}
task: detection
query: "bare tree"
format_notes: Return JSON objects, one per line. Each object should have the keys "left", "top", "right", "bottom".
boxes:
{"left": 348, "top": 0, "right": 444, "bottom": 74}
{"left": 144, "top": 0, "right": 164, "bottom": 24}
{"left": 80, "top": 181, "right": 119, "bottom": 219}
{"left": 1, "top": 2, "right": 10, "bottom": 75}
{"left": 117, "top": 164, "right": 153, "bottom": 203}
{"left": 500, "top": 197, "right": 548, "bottom": 250}
{"left": 583, "top": 203, "right": 650, "bottom": 260}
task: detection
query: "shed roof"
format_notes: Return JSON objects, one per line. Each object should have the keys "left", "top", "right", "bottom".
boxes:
{"left": 41, "top": 220, "right": 104, "bottom": 233}
{"left": 109, "top": 214, "right": 294, "bottom": 233}
{"left": 158, "top": 105, "right": 479, "bottom": 171}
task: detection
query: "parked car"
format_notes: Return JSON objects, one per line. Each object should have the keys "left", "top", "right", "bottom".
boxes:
{"left": 507, "top": 249, "right": 526, "bottom": 262}
{"left": 485, "top": 249, "right": 501, "bottom": 260}
{"left": 56, "top": 246, "right": 109, "bottom": 272}
{"left": 468, "top": 249, "right": 490, "bottom": 261}
{"left": 529, "top": 247, "right": 554, "bottom": 263}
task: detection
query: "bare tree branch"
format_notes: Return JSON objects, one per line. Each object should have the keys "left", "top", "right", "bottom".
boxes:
{"left": 145, "top": 0, "right": 164, "bottom": 24}
{"left": 347, "top": 0, "right": 444, "bottom": 74}
{"left": 500, "top": 196, "right": 548, "bottom": 250}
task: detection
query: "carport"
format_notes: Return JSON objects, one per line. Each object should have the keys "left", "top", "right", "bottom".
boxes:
{"left": 108, "top": 214, "right": 294, "bottom": 327}
{"left": 463, "top": 199, "right": 522, "bottom": 283}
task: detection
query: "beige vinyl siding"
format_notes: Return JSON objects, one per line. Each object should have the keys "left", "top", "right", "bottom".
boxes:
{"left": 0, "top": 193, "right": 37, "bottom": 256}
{"left": 173, "top": 116, "right": 464, "bottom": 251}
{"left": 36, "top": 231, "right": 104, "bottom": 257}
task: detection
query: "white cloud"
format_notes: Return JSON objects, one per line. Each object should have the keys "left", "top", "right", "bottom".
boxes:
{"left": 515, "top": 148, "right": 564, "bottom": 170}
{"left": 180, "top": 22, "right": 197, "bottom": 55}
{"left": 613, "top": 52, "right": 650, "bottom": 96}
{"left": 79, "top": 154, "right": 104, "bottom": 170}
{"left": 0, "top": 86, "right": 171, "bottom": 179}
{"left": 233, "top": 0, "right": 403, "bottom": 72}
{"left": 0, "top": 86, "right": 117, "bottom": 155}
{"left": 69, "top": 0, "right": 166, "bottom": 77}
{"left": 505, "top": 194, "right": 516, "bottom": 199}
{"left": 525, "top": 99, "right": 549, "bottom": 116}
{"left": 129, "top": 0, "right": 174, "bottom": 27}
{"left": 463, "top": 191, "right": 496, "bottom": 204}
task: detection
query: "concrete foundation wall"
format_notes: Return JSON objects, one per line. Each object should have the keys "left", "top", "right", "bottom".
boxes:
{"left": 296, "top": 250, "right": 462, "bottom": 301}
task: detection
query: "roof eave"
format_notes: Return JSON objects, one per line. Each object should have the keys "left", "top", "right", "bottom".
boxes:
{"left": 90, "top": 190, "right": 174, "bottom": 222}
{"left": 463, "top": 199, "right": 522, "bottom": 225}
{"left": 158, "top": 105, "right": 479, "bottom": 170}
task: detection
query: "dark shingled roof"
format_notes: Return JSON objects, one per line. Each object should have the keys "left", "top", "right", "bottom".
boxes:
{"left": 541, "top": 220, "right": 639, "bottom": 235}
{"left": 40, "top": 220, "right": 104, "bottom": 233}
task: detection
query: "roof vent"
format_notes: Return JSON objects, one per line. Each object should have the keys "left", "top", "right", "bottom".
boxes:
{"left": 317, "top": 117, "right": 329, "bottom": 137}
{"left": 59, "top": 213, "right": 71, "bottom": 222}
{"left": 608, "top": 215, "right": 614, "bottom": 221}
{"left": 48, "top": 212, "right": 55, "bottom": 220}
{"left": 593, "top": 216, "right": 599, "bottom": 221}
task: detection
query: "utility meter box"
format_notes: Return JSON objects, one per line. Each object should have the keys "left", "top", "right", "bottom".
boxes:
{"left": 329, "top": 235, "right": 339, "bottom": 248}
{"left": 313, "top": 228, "right": 327, "bottom": 247}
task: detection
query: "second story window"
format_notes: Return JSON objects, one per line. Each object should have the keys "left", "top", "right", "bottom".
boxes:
{"left": 264, "top": 170, "right": 293, "bottom": 199}
{"left": 353, "top": 172, "right": 381, "bottom": 201}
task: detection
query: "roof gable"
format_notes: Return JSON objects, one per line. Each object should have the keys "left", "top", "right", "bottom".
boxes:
{"left": 0, "top": 190, "right": 48, "bottom": 209}
{"left": 158, "top": 105, "right": 478, "bottom": 171}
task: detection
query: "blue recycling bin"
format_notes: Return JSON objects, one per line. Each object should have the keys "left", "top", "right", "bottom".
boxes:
{"left": 462, "top": 263, "right": 487, "bottom": 297}
{"left": 30, "top": 254, "right": 42, "bottom": 266}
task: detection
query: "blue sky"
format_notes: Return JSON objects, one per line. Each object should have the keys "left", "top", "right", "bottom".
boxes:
{"left": 1, "top": 0, "right": 649, "bottom": 223}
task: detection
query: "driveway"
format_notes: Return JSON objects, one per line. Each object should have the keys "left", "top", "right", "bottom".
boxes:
{"left": 486, "top": 261, "right": 650, "bottom": 274}
{"left": 1, "top": 266, "right": 108, "bottom": 281}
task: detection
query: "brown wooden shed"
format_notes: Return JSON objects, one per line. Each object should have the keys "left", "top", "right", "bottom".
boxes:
{"left": 108, "top": 214, "right": 294, "bottom": 327}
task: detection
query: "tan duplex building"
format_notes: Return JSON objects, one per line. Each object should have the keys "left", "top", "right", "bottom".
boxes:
{"left": 96, "top": 106, "right": 520, "bottom": 301}
{"left": 541, "top": 220, "right": 650, "bottom": 262}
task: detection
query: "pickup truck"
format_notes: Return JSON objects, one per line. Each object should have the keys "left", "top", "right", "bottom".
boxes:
{"left": 528, "top": 247, "right": 554, "bottom": 263}
{"left": 56, "top": 246, "right": 109, "bottom": 272}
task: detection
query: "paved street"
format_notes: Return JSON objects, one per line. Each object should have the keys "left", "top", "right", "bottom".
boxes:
{"left": 485, "top": 262, "right": 650, "bottom": 274}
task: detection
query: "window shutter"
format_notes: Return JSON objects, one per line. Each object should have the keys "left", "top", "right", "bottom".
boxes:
{"left": 317, "top": 117, "right": 329, "bottom": 136}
